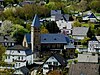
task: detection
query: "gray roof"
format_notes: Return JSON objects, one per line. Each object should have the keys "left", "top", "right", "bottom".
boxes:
{"left": 31, "top": 14, "right": 40, "bottom": 28}
{"left": 51, "top": 10, "right": 61, "bottom": 16}
{"left": 8, "top": 45, "right": 32, "bottom": 55}
{"left": 78, "top": 53, "right": 98, "bottom": 63}
{"left": 0, "top": 36, "right": 15, "bottom": 43}
{"left": 64, "top": 45, "right": 75, "bottom": 49}
{"left": 72, "top": 27, "right": 89, "bottom": 36}
{"left": 16, "top": 66, "right": 30, "bottom": 75}
{"left": 41, "top": 34, "right": 70, "bottom": 44}
{"left": 69, "top": 63, "right": 99, "bottom": 75}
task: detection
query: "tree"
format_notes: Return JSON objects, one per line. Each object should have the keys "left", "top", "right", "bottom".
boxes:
{"left": 46, "top": 21, "right": 60, "bottom": 33}
{"left": 11, "top": 24, "right": 29, "bottom": 44}
{"left": 0, "top": 44, "right": 6, "bottom": 61}
{"left": 80, "top": 37, "right": 90, "bottom": 45}
{"left": 40, "top": 25, "right": 49, "bottom": 34}
{"left": 78, "top": 0, "right": 88, "bottom": 15}
{"left": 90, "top": 0, "right": 100, "bottom": 13}
{"left": 0, "top": 20, "right": 13, "bottom": 36}
{"left": 72, "top": 21, "right": 82, "bottom": 27}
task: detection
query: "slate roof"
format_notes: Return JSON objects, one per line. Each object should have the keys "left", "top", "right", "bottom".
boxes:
{"left": 25, "top": 33, "right": 31, "bottom": 44}
{"left": 88, "top": 13, "right": 96, "bottom": 18}
{"left": 16, "top": 66, "right": 30, "bottom": 75}
{"left": 72, "top": 27, "right": 89, "bottom": 36}
{"left": 24, "top": 33, "right": 71, "bottom": 44}
{"left": 7, "top": 45, "right": 32, "bottom": 55}
{"left": 0, "top": 36, "right": 15, "bottom": 43}
{"left": 51, "top": 10, "right": 61, "bottom": 16}
{"left": 68, "top": 63, "right": 99, "bottom": 75}
{"left": 0, "top": 0, "right": 4, "bottom": 1}
{"left": 44, "top": 54, "right": 67, "bottom": 66}
{"left": 41, "top": 34, "right": 70, "bottom": 44}
{"left": 31, "top": 14, "right": 40, "bottom": 28}
{"left": 78, "top": 53, "right": 98, "bottom": 63}
{"left": 54, "top": 14, "right": 69, "bottom": 21}
{"left": 63, "top": 14, "right": 69, "bottom": 21}
{"left": 53, "top": 54, "right": 67, "bottom": 66}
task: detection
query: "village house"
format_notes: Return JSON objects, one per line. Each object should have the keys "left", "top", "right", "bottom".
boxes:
{"left": 42, "top": 54, "right": 67, "bottom": 75}
{"left": 68, "top": 53, "right": 99, "bottom": 75}
{"left": 0, "top": 36, "right": 15, "bottom": 47}
{"left": 72, "top": 27, "right": 89, "bottom": 45}
{"left": 5, "top": 45, "right": 33, "bottom": 69}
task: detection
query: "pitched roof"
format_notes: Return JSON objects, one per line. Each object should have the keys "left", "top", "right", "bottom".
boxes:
{"left": 8, "top": 45, "right": 32, "bottom": 55}
{"left": 25, "top": 33, "right": 31, "bottom": 44}
{"left": 68, "top": 63, "right": 99, "bottom": 75}
{"left": 72, "top": 27, "right": 89, "bottom": 36}
{"left": 53, "top": 54, "right": 67, "bottom": 66}
{"left": 41, "top": 34, "right": 70, "bottom": 44}
{"left": 95, "top": 36, "right": 100, "bottom": 42}
{"left": 78, "top": 53, "right": 98, "bottom": 63}
{"left": 0, "top": 36, "right": 15, "bottom": 43}
{"left": 31, "top": 14, "right": 40, "bottom": 28}
{"left": 63, "top": 14, "right": 69, "bottom": 21}
{"left": 51, "top": 10, "right": 61, "bottom": 16}
{"left": 88, "top": 13, "right": 96, "bottom": 18}
{"left": 0, "top": 0, "right": 4, "bottom": 1}
{"left": 16, "top": 66, "right": 30, "bottom": 75}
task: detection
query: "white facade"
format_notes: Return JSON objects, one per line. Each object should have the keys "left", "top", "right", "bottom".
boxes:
{"left": 42, "top": 56, "right": 61, "bottom": 75}
{"left": 56, "top": 20, "right": 73, "bottom": 35}
{"left": 88, "top": 41, "right": 100, "bottom": 53}
{"left": 5, "top": 49, "right": 32, "bottom": 69}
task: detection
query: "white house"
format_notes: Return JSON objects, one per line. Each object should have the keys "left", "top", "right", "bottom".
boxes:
{"left": 56, "top": 21, "right": 73, "bottom": 35}
{"left": 42, "top": 54, "right": 67, "bottom": 75}
{"left": 88, "top": 41, "right": 100, "bottom": 53}
{"left": 5, "top": 45, "right": 33, "bottom": 69}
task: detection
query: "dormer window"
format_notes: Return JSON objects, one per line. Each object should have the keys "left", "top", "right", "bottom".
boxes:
{"left": 54, "top": 38, "right": 56, "bottom": 40}
{"left": 44, "top": 38, "right": 46, "bottom": 40}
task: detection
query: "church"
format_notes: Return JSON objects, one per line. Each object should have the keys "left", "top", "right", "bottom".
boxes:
{"left": 22, "top": 14, "right": 75, "bottom": 58}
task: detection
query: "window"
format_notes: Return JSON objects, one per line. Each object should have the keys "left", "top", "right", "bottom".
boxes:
{"left": 12, "top": 43, "right": 14, "bottom": 46}
{"left": 5, "top": 43, "right": 7, "bottom": 46}
{"left": 18, "top": 50, "right": 20, "bottom": 53}
{"left": 53, "top": 62, "right": 58, "bottom": 66}
{"left": 24, "top": 42, "right": 26, "bottom": 47}
{"left": 8, "top": 56, "right": 10, "bottom": 59}
{"left": 22, "top": 56, "right": 23, "bottom": 60}
{"left": 8, "top": 43, "right": 11, "bottom": 46}
{"left": 19, "top": 63, "right": 20, "bottom": 66}
{"left": 18, "top": 56, "right": 20, "bottom": 60}
{"left": 47, "top": 62, "right": 52, "bottom": 65}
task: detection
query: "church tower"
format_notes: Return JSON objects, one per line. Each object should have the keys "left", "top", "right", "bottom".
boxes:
{"left": 31, "top": 14, "right": 41, "bottom": 52}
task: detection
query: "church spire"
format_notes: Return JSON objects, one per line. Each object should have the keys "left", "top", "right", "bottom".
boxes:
{"left": 31, "top": 14, "right": 40, "bottom": 28}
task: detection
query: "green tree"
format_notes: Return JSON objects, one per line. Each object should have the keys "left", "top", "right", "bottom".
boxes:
{"left": 72, "top": 21, "right": 82, "bottom": 27}
{"left": 0, "top": 44, "right": 6, "bottom": 61}
{"left": 11, "top": 24, "right": 29, "bottom": 44}
{"left": 0, "top": 20, "right": 13, "bottom": 36}
{"left": 81, "top": 37, "right": 90, "bottom": 45}
{"left": 90, "top": 0, "right": 100, "bottom": 12}
{"left": 46, "top": 21, "right": 60, "bottom": 33}
{"left": 40, "top": 25, "right": 49, "bottom": 34}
